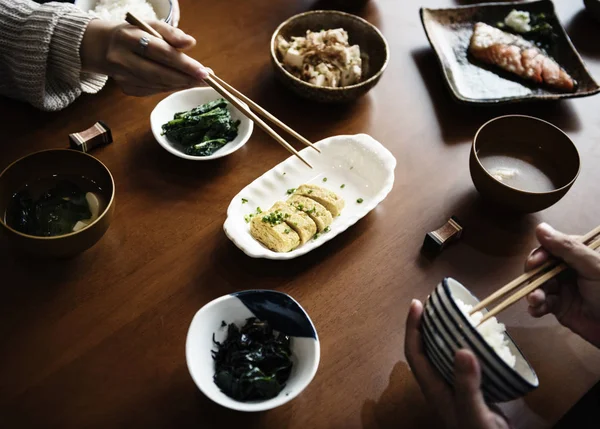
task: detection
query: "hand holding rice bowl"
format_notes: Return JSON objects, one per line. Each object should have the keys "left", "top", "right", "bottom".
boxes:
{"left": 422, "top": 278, "right": 538, "bottom": 402}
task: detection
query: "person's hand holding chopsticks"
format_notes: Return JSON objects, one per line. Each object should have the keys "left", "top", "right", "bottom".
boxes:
{"left": 80, "top": 19, "right": 209, "bottom": 96}
{"left": 526, "top": 223, "right": 600, "bottom": 348}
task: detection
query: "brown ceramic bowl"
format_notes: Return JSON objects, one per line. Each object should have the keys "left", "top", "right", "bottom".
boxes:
{"left": 270, "top": 10, "right": 389, "bottom": 103}
{"left": 470, "top": 115, "right": 580, "bottom": 213}
{"left": 0, "top": 149, "right": 115, "bottom": 258}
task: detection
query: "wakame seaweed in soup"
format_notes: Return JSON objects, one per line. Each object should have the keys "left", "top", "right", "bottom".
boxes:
{"left": 212, "top": 318, "right": 293, "bottom": 401}
{"left": 5, "top": 175, "right": 105, "bottom": 237}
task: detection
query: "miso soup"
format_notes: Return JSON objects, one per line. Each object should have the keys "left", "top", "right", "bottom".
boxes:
{"left": 479, "top": 153, "right": 558, "bottom": 193}
{"left": 4, "top": 174, "right": 107, "bottom": 237}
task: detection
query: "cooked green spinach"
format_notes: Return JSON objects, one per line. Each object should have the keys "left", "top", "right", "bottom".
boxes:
{"left": 161, "top": 99, "right": 240, "bottom": 156}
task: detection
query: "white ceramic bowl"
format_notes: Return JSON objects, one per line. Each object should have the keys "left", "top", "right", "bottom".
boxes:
{"left": 74, "top": 0, "right": 173, "bottom": 24}
{"left": 422, "top": 278, "right": 539, "bottom": 402}
{"left": 186, "top": 290, "right": 320, "bottom": 412}
{"left": 150, "top": 87, "right": 254, "bottom": 161}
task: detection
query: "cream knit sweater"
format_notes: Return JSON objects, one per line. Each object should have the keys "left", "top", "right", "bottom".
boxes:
{"left": 0, "top": 0, "right": 107, "bottom": 111}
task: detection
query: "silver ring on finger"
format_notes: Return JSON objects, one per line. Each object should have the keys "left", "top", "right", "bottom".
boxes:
{"left": 138, "top": 36, "right": 150, "bottom": 57}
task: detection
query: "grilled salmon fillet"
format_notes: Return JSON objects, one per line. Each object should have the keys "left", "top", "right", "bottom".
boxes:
{"left": 469, "top": 22, "right": 576, "bottom": 92}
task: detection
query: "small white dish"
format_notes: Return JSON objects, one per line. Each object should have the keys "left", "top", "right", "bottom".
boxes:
{"left": 223, "top": 134, "right": 396, "bottom": 259}
{"left": 74, "top": 0, "right": 173, "bottom": 23}
{"left": 150, "top": 87, "right": 254, "bottom": 161}
{"left": 186, "top": 290, "right": 320, "bottom": 412}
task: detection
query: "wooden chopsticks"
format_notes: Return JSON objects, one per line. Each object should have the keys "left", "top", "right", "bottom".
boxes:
{"left": 125, "top": 12, "right": 318, "bottom": 168}
{"left": 472, "top": 225, "right": 600, "bottom": 326}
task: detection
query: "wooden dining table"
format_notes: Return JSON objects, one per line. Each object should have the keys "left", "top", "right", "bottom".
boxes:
{"left": 2, "top": 0, "right": 600, "bottom": 427}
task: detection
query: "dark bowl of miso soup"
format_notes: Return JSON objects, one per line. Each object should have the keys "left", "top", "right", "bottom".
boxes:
{"left": 470, "top": 115, "right": 580, "bottom": 213}
{"left": 0, "top": 149, "right": 115, "bottom": 257}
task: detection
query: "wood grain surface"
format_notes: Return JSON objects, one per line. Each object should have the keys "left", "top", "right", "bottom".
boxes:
{"left": 1, "top": 1, "right": 600, "bottom": 428}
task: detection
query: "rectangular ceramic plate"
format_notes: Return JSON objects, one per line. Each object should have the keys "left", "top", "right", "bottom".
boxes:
{"left": 420, "top": 0, "right": 600, "bottom": 104}
{"left": 223, "top": 134, "right": 396, "bottom": 260}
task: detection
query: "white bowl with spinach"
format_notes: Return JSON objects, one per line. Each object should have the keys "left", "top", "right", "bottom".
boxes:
{"left": 150, "top": 87, "right": 254, "bottom": 160}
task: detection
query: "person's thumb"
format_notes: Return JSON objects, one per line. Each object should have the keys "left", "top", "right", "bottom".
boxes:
{"left": 454, "top": 350, "right": 490, "bottom": 427}
{"left": 536, "top": 223, "right": 600, "bottom": 279}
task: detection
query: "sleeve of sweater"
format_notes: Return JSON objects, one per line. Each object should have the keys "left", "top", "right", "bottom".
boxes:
{"left": 0, "top": 0, "right": 107, "bottom": 111}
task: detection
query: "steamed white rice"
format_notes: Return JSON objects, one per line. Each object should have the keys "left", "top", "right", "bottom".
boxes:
{"left": 455, "top": 299, "right": 516, "bottom": 368}
{"left": 91, "top": 0, "right": 158, "bottom": 22}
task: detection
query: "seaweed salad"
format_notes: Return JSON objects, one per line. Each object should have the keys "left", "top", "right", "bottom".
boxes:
{"left": 212, "top": 318, "right": 293, "bottom": 401}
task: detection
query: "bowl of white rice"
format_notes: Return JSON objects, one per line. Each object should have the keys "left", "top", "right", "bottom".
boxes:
{"left": 74, "top": 0, "right": 173, "bottom": 25}
{"left": 421, "top": 277, "right": 539, "bottom": 402}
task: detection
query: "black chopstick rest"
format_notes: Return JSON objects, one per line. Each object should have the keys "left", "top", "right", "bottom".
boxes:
{"left": 422, "top": 216, "right": 463, "bottom": 255}
{"left": 69, "top": 121, "right": 113, "bottom": 153}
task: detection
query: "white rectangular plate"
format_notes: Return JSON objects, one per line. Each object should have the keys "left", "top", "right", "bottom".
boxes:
{"left": 223, "top": 134, "right": 396, "bottom": 260}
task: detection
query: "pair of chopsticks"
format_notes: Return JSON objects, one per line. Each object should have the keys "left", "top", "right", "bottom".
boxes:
{"left": 125, "top": 12, "right": 319, "bottom": 168}
{"left": 472, "top": 225, "right": 600, "bottom": 326}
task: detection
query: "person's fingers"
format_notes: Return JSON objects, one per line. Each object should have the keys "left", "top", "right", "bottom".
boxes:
{"left": 148, "top": 20, "right": 195, "bottom": 49}
{"left": 543, "top": 278, "right": 560, "bottom": 295}
{"left": 525, "top": 246, "right": 550, "bottom": 271}
{"left": 141, "top": 40, "right": 207, "bottom": 80}
{"left": 453, "top": 349, "right": 490, "bottom": 427}
{"left": 404, "top": 300, "right": 454, "bottom": 417}
{"left": 526, "top": 288, "right": 546, "bottom": 307}
{"left": 536, "top": 224, "right": 600, "bottom": 280}
{"left": 122, "top": 54, "right": 197, "bottom": 88}
{"left": 528, "top": 303, "right": 550, "bottom": 318}
{"left": 114, "top": 26, "right": 206, "bottom": 80}
{"left": 527, "top": 293, "right": 561, "bottom": 318}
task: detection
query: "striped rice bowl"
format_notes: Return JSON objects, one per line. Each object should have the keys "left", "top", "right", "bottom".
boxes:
{"left": 422, "top": 277, "right": 539, "bottom": 403}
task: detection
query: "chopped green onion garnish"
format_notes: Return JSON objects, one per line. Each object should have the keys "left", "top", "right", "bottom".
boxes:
{"left": 357, "top": 198, "right": 364, "bottom": 204}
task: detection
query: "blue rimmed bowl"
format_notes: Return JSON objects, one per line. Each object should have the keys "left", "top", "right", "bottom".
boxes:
{"left": 422, "top": 278, "right": 539, "bottom": 402}
{"left": 185, "top": 290, "right": 320, "bottom": 412}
